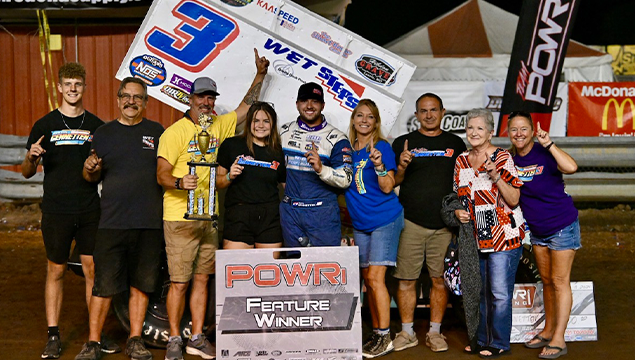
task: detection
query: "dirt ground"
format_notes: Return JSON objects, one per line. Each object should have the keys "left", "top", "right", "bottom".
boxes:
{"left": 0, "top": 202, "right": 634, "bottom": 360}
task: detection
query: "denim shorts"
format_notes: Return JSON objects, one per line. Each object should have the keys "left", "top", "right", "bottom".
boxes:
{"left": 530, "top": 218, "right": 581, "bottom": 251}
{"left": 353, "top": 210, "right": 404, "bottom": 268}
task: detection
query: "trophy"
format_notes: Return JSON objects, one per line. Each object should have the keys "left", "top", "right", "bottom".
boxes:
{"left": 184, "top": 113, "right": 219, "bottom": 221}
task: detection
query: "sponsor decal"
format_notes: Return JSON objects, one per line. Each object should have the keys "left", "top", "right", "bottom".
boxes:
{"left": 221, "top": 0, "right": 253, "bottom": 6}
{"left": 513, "top": 285, "right": 537, "bottom": 308}
{"left": 337, "top": 349, "right": 357, "bottom": 353}
{"left": 50, "top": 129, "right": 92, "bottom": 146}
{"left": 342, "top": 154, "right": 351, "bottom": 163}
{"left": 161, "top": 85, "right": 191, "bottom": 105}
{"left": 146, "top": 0, "right": 239, "bottom": 72}
{"left": 515, "top": 0, "right": 573, "bottom": 105}
{"left": 286, "top": 351, "right": 302, "bottom": 354}
{"left": 305, "top": 143, "right": 318, "bottom": 151}
{"left": 234, "top": 351, "right": 252, "bottom": 356}
{"left": 602, "top": 98, "right": 634, "bottom": 131}
{"left": 323, "top": 349, "right": 337, "bottom": 354}
{"left": 306, "top": 135, "right": 321, "bottom": 142}
{"left": 263, "top": 38, "right": 363, "bottom": 111}
{"left": 355, "top": 55, "right": 395, "bottom": 86}
{"left": 273, "top": 60, "right": 306, "bottom": 83}
{"left": 306, "top": 349, "right": 320, "bottom": 354}
{"left": 170, "top": 74, "right": 193, "bottom": 93}
{"left": 311, "top": 31, "right": 352, "bottom": 59}
{"left": 580, "top": 85, "right": 635, "bottom": 97}
{"left": 271, "top": 350, "right": 282, "bottom": 356}
{"left": 256, "top": 0, "right": 300, "bottom": 31}
{"left": 516, "top": 164, "right": 544, "bottom": 182}
{"left": 129, "top": 54, "right": 166, "bottom": 86}
{"left": 142, "top": 136, "right": 156, "bottom": 150}
{"left": 226, "top": 263, "right": 347, "bottom": 287}
{"left": 221, "top": 349, "right": 229, "bottom": 357}
{"left": 256, "top": 350, "right": 268, "bottom": 356}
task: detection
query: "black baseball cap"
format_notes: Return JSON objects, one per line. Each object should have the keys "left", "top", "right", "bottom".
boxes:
{"left": 297, "top": 82, "right": 324, "bottom": 102}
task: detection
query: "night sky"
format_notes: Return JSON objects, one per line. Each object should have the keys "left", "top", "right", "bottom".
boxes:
{"left": 344, "top": 0, "right": 635, "bottom": 47}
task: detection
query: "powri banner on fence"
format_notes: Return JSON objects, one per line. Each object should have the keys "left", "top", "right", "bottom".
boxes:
{"left": 116, "top": 0, "right": 415, "bottom": 134}
{"left": 568, "top": 82, "right": 635, "bottom": 136}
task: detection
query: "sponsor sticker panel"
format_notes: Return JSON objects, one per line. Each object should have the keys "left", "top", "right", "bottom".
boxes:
{"left": 116, "top": 0, "right": 411, "bottom": 135}
{"left": 511, "top": 282, "right": 597, "bottom": 343}
{"left": 216, "top": 247, "right": 362, "bottom": 360}
{"left": 568, "top": 82, "right": 635, "bottom": 136}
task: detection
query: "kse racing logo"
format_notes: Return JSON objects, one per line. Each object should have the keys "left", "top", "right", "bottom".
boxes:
{"left": 263, "top": 38, "right": 364, "bottom": 111}
{"left": 145, "top": 0, "right": 239, "bottom": 72}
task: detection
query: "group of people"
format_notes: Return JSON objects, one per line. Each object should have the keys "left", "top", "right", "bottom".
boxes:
{"left": 25, "top": 56, "right": 579, "bottom": 360}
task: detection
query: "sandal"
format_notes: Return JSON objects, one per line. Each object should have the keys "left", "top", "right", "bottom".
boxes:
{"left": 464, "top": 344, "right": 481, "bottom": 354}
{"left": 479, "top": 346, "right": 510, "bottom": 359}
{"left": 538, "top": 345, "right": 568, "bottom": 359}
{"left": 525, "top": 334, "right": 552, "bottom": 349}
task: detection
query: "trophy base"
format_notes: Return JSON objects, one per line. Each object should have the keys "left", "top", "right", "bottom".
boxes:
{"left": 183, "top": 213, "right": 219, "bottom": 221}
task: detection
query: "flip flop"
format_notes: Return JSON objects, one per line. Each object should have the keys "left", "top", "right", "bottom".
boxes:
{"left": 479, "top": 347, "right": 510, "bottom": 359}
{"left": 538, "top": 345, "right": 568, "bottom": 359}
{"left": 464, "top": 344, "right": 481, "bottom": 354}
{"left": 525, "top": 335, "right": 552, "bottom": 349}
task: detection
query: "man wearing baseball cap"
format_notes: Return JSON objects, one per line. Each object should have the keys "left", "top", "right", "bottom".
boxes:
{"left": 278, "top": 82, "right": 353, "bottom": 247}
{"left": 157, "top": 49, "right": 269, "bottom": 360}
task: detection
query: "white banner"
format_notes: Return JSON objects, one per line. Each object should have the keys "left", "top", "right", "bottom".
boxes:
{"left": 388, "top": 81, "right": 569, "bottom": 139}
{"left": 116, "top": 0, "right": 416, "bottom": 134}
{"left": 511, "top": 281, "right": 598, "bottom": 343}
{"left": 216, "top": 247, "right": 362, "bottom": 360}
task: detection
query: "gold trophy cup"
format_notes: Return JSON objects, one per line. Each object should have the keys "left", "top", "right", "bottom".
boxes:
{"left": 184, "top": 113, "right": 218, "bottom": 222}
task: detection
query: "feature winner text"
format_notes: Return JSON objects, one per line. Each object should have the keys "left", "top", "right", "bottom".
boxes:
{"left": 246, "top": 298, "right": 329, "bottom": 327}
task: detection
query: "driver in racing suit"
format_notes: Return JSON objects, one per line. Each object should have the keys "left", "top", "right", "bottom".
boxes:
{"left": 279, "top": 82, "right": 353, "bottom": 247}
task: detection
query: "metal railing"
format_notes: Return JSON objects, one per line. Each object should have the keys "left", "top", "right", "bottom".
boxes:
{"left": 2, "top": 134, "right": 634, "bottom": 202}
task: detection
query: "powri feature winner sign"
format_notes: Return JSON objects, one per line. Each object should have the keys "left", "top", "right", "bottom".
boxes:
{"left": 216, "top": 247, "right": 361, "bottom": 360}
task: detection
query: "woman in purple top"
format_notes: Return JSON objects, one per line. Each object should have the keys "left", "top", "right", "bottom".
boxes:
{"left": 508, "top": 111, "right": 580, "bottom": 360}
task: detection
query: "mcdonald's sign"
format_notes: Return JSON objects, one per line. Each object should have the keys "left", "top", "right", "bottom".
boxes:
{"left": 602, "top": 98, "right": 635, "bottom": 130}
{"left": 568, "top": 82, "right": 635, "bottom": 136}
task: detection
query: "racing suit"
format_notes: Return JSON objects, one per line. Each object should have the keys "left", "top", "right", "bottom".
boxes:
{"left": 279, "top": 117, "right": 353, "bottom": 247}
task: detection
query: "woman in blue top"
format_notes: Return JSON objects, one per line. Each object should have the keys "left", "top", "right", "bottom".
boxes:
{"left": 344, "top": 99, "right": 404, "bottom": 358}
{"left": 508, "top": 111, "right": 579, "bottom": 359}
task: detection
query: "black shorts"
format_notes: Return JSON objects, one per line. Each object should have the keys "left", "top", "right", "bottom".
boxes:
{"left": 223, "top": 202, "right": 282, "bottom": 246}
{"left": 41, "top": 210, "right": 100, "bottom": 264}
{"left": 92, "top": 229, "right": 163, "bottom": 297}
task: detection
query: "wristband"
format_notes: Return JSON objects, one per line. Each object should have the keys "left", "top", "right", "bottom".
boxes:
{"left": 545, "top": 142, "right": 554, "bottom": 150}
{"left": 175, "top": 178, "right": 182, "bottom": 190}
{"left": 493, "top": 175, "right": 501, "bottom": 184}
{"left": 226, "top": 173, "right": 233, "bottom": 182}
{"left": 375, "top": 169, "right": 388, "bottom": 177}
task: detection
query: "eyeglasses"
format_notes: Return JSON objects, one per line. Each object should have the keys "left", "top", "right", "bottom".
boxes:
{"left": 119, "top": 93, "right": 145, "bottom": 103}
{"left": 508, "top": 110, "right": 532, "bottom": 120}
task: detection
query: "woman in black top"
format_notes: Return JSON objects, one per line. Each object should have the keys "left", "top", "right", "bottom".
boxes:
{"left": 216, "top": 102, "right": 286, "bottom": 251}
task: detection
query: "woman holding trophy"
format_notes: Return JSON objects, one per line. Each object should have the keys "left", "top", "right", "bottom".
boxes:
{"left": 216, "top": 102, "right": 286, "bottom": 250}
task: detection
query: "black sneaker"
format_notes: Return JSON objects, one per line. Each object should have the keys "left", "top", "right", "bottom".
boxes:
{"left": 101, "top": 333, "right": 122, "bottom": 354}
{"left": 41, "top": 335, "right": 61, "bottom": 359}
{"left": 185, "top": 334, "right": 216, "bottom": 359}
{"left": 125, "top": 336, "right": 152, "bottom": 360}
{"left": 363, "top": 333, "right": 393, "bottom": 358}
{"left": 75, "top": 341, "right": 102, "bottom": 360}
{"left": 165, "top": 337, "right": 183, "bottom": 360}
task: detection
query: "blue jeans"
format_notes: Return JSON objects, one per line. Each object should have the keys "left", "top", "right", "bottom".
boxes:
{"left": 531, "top": 218, "right": 581, "bottom": 251}
{"left": 477, "top": 246, "right": 522, "bottom": 351}
{"left": 353, "top": 210, "right": 404, "bottom": 268}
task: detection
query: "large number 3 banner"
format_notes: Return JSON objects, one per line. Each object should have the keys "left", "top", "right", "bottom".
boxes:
{"left": 116, "top": 0, "right": 416, "bottom": 134}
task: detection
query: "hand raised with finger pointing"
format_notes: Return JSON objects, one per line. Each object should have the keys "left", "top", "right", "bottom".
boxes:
{"left": 305, "top": 141, "right": 323, "bottom": 173}
{"left": 28, "top": 135, "right": 47, "bottom": 162}
{"left": 535, "top": 122, "right": 551, "bottom": 147}
{"left": 398, "top": 139, "right": 413, "bottom": 169}
{"left": 368, "top": 138, "right": 383, "bottom": 167}
{"left": 84, "top": 149, "right": 102, "bottom": 174}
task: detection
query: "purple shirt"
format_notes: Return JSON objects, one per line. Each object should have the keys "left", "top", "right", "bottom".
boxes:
{"left": 513, "top": 143, "right": 578, "bottom": 237}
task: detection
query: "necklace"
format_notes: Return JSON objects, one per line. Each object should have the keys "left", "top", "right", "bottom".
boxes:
{"left": 59, "top": 109, "right": 85, "bottom": 130}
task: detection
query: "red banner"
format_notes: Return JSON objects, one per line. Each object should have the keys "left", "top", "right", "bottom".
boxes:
{"left": 568, "top": 82, "right": 635, "bottom": 136}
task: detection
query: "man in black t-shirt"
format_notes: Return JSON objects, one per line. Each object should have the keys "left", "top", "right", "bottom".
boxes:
{"left": 22, "top": 62, "right": 115, "bottom": 359}
{"left": 74, "top": 78, "right": 164, "bottom": 360}
{"left": 390, "top": 94, "right": 467, "bottom": 353}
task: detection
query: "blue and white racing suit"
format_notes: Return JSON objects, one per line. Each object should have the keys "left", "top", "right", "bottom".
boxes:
{"left": 279, "top": 117, "right": 353, "bottom": 247}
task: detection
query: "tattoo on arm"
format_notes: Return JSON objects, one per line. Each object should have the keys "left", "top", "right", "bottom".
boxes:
{"left": 243, "top": 81, "right": 262, "bottom": 105}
